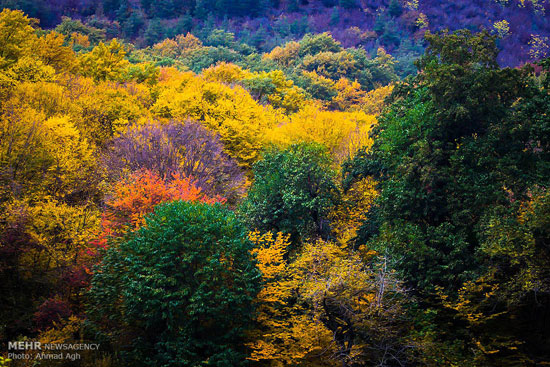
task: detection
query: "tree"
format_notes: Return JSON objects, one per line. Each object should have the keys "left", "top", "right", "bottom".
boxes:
{"left": 242, "top": 70, "right": 306, "bottom": 113}
{"left": 300, "top": 47, "right": 397, "bottom": 90}
{"left": 298, "top": 32, "right": 343, "bottom": 57}
{"left": 329, "top": 177, "right": 377, "bottom": 247}
{"left": 202, "top": 61, "right": 247, "bottom": 83}
{"left": 246, "top": 230, "right": 334, "bottom": 366}
{"left": 432, "top": 59, "right": 550, "bottom": 365}
{"left": 54, "top": 17, "right": 105, "bottom": 44}
{"left": 69, "top": 77, "right": 147, "bottom": 145}
{"left": 0, "top": 111, "right": 97, "bottom": 203}
{"left": 0, "top": 199, "right": 100, "bottom": 340}
{"left": 433, "top": 191, "right": 550, "bottom": 366}
{"left": 248, "top": 238, "right": 414, "bottom": 366}
{"left": 265, "top": 104, "right": 376, "bottom": 164}
{"left": 104, "top": 120, "right": 246, "bottom": 203}
{"left": 0, "top": 9, "right": 36, "bottom": 69}
{"left": 240, "top": 143, "right": 339, "bottom": 244}
{"left": 0, "top": 108, "right": 100, "bottom": 339}
{"left": 182, "top": 46, "right": 243, "bottom": 73}
{"left": 344, "top": 30, "right": 535, "bottom": 293}
{"left": 205, "top": 29, "right": 236, "bottom": 48}
{"left": 330, "top": 77, "right": 366, "bottom": 111}
{"left": 4, "top": 56, "right": 55, "bottom": 83}
{"left": 33, "top": 31, "right": 77, "bottom": 72}
{"left": 151, "top": 71, "right": 278, "bottom": 167}
{"left": 121, "top": 9, "right": 146, "bottom": 38}
{"left": 263, "top": 41, "right": 300, "bottom": 67}
{"left": 144, "top": 18, "right": 165, "bottom": 46}
{"left": 87, "top": 201, "right": 261, "bottom": 366}
{"left": 360, "top": 84, "right": 393, "bottom": 115}
{"left": 101, "top": 169, "right": 224, "bottom": 236}
{"left": 297, "top": 70, "right": 338, "bottom": 101}
{"left": 79, "top": 39, "right": 129, "bottom": 81}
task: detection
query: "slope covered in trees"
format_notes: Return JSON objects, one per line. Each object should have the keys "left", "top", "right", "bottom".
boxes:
{"left": 0, "top": 6, "right": 549, "bottom": 367}
{"left": 2, "top": 0, "right": 550, "bottom": 69}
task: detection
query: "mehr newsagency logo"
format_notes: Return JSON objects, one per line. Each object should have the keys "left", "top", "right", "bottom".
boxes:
{"left": 7, "top": 341, "right": 100, "bottom": 361}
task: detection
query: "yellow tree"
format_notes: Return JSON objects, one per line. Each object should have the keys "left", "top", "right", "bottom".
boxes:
{"left": 243, "top": 70, "right": 306, "bottom": 113}
{"left": 360, "top": 84, "right": 394, "bottom": 115}
{"left": 0, "top": 9, "right": 36, "bottom": 69}
{"left": 152, "top": 74, "right": 280, "bottom": 167}
{"left": 330, "top": 78, "right": 366, "bottom": 111}
{"left": 202, "top": 62, "right": 249, "bottom": 84}
{"left": 10, "top": 199, "right": 100, "bottom": 286}
{"left": 329, "top": 177, "right": 378, "bottom": 248}
{"left": 0, "top": 105, "right": 100, "bottom": 338}
{"left": 152, "top": 33, "right": 203, "bottom": 58}
{"left": 265, "top": 104, "right": 376, "bottom": 164}
{"left": 174, "top": 32, "right": 203, "bottom": 55}
{"left": 79, "top": 39, "right": 129, "bottom": 81}
{"left": 5, "top": 56, "right": 55, "bottom": 84}
{"left": 248, "top": 238, "right": 412, "bottom": 366}
{"left": 33, "top": 31, "right": 77, "bottom": 72}
{"left": 152, "top": 38, "right": 179, "bottom": 58}
{"left": 263, "top": 41, "right": 300, "bottom": 67}
{"left": 247, "top": 231, "right": 334, "bottom": 366}
{"left": 0, "top": 109, "right": 96, "bottom": 201}
{"left": 67, "top": 75, "right": 150, "bottom": 145}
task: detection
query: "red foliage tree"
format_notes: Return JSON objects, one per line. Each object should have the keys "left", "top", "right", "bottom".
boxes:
{"left": 103, "top": 169, "right": 225, "bottom": 236}
{"left": 82, "top": 170, "right": 226, "bottom": 274}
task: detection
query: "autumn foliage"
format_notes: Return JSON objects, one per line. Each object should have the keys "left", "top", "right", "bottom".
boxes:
{"left": 102, "top": 170, "right": 225, "bottom": 236}
{"left": 1, "top": 7, "right": 549, "bottom": 367}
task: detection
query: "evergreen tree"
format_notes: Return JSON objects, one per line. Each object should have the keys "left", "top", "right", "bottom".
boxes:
{"left": 144, "top": 18, "right": 164, "bottom": 46}
{"left": 388, "top": 0, "right": 403, "bottom": 17}
{"left": 339, "top": 0, "right": 357, "bottom": 9}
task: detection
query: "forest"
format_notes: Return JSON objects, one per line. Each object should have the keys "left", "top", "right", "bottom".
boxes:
{"left": 0, "top": 1, "right": 549, "bottom": 366}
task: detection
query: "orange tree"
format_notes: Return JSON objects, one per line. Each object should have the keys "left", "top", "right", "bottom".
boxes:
{"left": 101, "top": 169, "right": 224, "bottom": 237}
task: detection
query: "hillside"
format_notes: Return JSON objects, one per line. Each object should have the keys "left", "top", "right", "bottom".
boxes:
{"left": 0, "top": 4, "right": 549, "bottom": 367}
{"left": 2, "top": 0, "right": 550, "bottom": 68}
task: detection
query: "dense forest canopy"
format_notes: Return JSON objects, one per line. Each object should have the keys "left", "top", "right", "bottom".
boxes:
{"left": 0, "top": 1, "right": 549, "bottom": 366}
{"left": 1, "top": 0, "right": 550, "bottom": 67}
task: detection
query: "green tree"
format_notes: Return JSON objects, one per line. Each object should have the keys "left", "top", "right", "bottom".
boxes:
{"left": 298, "top": 32, "right": 343, "bottom": 56}
{"left": 343, "top": 31, "right": 550, "bottom": 366}
{"left": 54, "top": 16, "right": 106, "bottom": 44}
{"left": 440, "top": 58, "right": 550, "bottom": 365}
{"left": 344, "top": 30, "right": 538, "bottom": 293}
{"left": 339, "top": 0, "right": 357, "bottom": 9}
{"left": 240, "top": 143, "right": 339, "bottom": 245}
{"left": 456, "top": 189, "right": 550, "bottom": 365}
{"left": 388, "top": 0, "right": 403, "bottom": 17}
{"left": 121, "top": 10, "right": 145, "bottom": 38}
{"left": 144, "top": 18, "right": 165, "bottom": 46}
{"left": 87, "top": 201, "right": 261, "bottom": 367}
{"left": 205, "top": 29, "right": 235, "bottom": 48}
